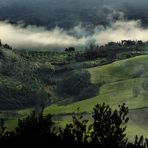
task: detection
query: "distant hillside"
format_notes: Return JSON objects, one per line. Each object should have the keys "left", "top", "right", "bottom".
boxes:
{"left": 0, "top": 40, "right": 147, "bottom": 109}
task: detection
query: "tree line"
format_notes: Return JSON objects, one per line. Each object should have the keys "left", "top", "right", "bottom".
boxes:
{"left": 0, "top": 103, "right": 148, "bottom": 147}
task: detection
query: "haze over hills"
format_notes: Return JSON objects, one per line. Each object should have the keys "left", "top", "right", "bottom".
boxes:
{"left": 1, "top": 0, "right": 148, "bottom": 144}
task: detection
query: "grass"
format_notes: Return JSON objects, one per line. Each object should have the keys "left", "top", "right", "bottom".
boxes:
{"left": 88, "top": 55, "right": 148, "bottom": 84}
{"left": 43, "top": 55, "right": 148, "bottom": 139}
{"left": 127, "top": 122, "right": 148, "bottom": 141}
{"left": 3, "top": 108, "right": 33, "bottom": 130}
{"left": 17, "top": 108, "right": 33, "bottom": 116}
{"left": 44, "top": 77, "right": 147, "bottom": 115}
{"left": 46, "top": 55, "right": 148, "bottom": 112}
{"left": 5, "top": 118, "right": 18, "bottom": 131}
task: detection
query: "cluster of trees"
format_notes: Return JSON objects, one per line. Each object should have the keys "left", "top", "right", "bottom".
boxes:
{"left": 15, "top": 40, "right": 147, "bottom": 68}
{"left": 0, "top": 49, "right": 56, "bottom": 109}
{"left": 1, "top": 47, "right": 103, "bottom": 109}
{"left": 58, "top": 70, "right": 99, "bottom": 100}
{"left": 0, "top": 40, "right": 147, "bottom": 109}
{"left": 107, "top": 40, "right": 145, "bottom": 46}
{"left": 0, "top": 40, "right": 12, "bottom": 50}
{"left": 82, "top": 40, "right": 146, "bottom": 62}
{"left": 65, "top": 47, "right": 75, "bottom": 52}
{"left": 0, "top": 103, "right": 148, "bottom": 147}
{"left": 17, "top": 50, "right": 69, "bottom": 64}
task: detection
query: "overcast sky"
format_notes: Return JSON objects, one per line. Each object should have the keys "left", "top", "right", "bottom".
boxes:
{"left": 0, "top": 0, "right": 148, "bottom": 49}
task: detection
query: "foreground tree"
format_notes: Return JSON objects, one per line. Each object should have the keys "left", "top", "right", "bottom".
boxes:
{"left": 90, "top": 103, "right": 129, "bottom": 147}
{"left": 59, "top": 108, "right": 88, "bottom": 144}
{"left": 0, "top": 103, "right": 148, "bottom": 147}
{"left": 13, "top": 110, "right": 58, "bottom": 145}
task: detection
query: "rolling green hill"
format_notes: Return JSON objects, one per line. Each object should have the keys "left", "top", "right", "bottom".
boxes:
{"left": 44, "top": 55, "right": 148, "bottom": 139}
{"left": 45, "top": 55, "right": 148, "bottom": 114}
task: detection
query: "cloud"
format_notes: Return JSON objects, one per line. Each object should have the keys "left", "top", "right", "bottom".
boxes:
{"left": 0, "top": 21, "right": 91, "bottom": 49}
{"left": 94, "top": 20, "right": 148, "bottom": 45}
{"left": 97, "top": 6, "right": 125, "bottom": 23}
{"left": 0, "top": 19, "right": 148, "bottom": 50}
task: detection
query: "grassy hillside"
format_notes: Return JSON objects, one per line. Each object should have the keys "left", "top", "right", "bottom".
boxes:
{"left": 43, "top": 55, "right": 148, "bottom": 139}
{"left": 45, "top": 55, "right": 148, "bottom": 114}
{"left": 88, "top": 55, "right": 148, "bottom": 84}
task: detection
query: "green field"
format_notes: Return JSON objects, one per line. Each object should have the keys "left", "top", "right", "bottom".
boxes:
{"left": 45, "top": 55, "right": 148, "bottom": 113}
{"left": 43, "top": 55, "right": 148, "bottom": 139}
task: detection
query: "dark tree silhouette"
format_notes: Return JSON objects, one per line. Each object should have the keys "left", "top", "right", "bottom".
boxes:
{"left": 65, "top": 47, "right": 75, "bottom": 52}
{"left": 59, "top": 108, "right": 88, "bottom": 144}
{"left": 0, "top": 119, "right": 6, "bottom": 140}
{"left": 90, "top": 103, "right": 129, "bottom": 147}
{"left": 13, "top": 110, "right": 58, "bottom": 145}
{"left": 0, "top": 103, "right": 148, "bottom": 147}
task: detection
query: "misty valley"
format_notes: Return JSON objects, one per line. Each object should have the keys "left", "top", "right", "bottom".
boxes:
{"left": 1, "top": 0, "right": 148, "bottom": 147}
